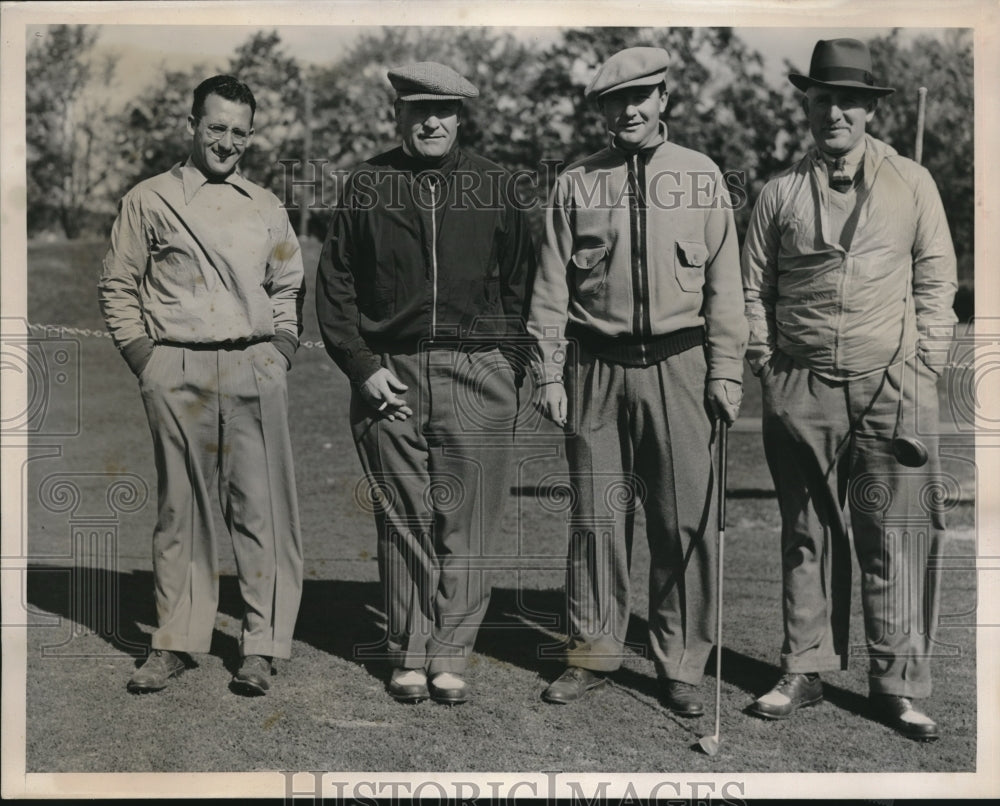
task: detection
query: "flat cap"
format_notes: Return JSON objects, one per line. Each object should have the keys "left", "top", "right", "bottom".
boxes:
{"left": 586, "top": 46, "right": 670, "bottom": 100}
{"left": 387, "top": 62, "right": 479, "bottom": 102}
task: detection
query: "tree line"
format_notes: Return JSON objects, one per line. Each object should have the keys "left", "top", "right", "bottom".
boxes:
{"left": 26, "top": 25, "right": 974, "bottom": 317}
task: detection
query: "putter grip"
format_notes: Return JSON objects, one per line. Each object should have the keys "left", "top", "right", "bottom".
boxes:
{"left": 718, "top": 421, "right": 728, "bottom": 530}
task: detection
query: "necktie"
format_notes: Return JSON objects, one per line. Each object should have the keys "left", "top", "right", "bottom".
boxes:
{"left": 829, "top": 157, "right": 853, "bottom": 193}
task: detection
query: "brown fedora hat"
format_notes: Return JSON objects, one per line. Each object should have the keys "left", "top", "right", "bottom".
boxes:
{"left": 789, "top": 38, "right": 894, "bottom": 96}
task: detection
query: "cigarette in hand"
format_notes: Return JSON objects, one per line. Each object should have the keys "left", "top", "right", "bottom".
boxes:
{"left": 377, "top": 401, "right": 389, "bottom": 412}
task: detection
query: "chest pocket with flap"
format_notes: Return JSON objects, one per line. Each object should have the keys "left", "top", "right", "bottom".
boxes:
{"left": 675, "top": 240, "right": 708, "bottom": 293}
{"left": 570, "top": 244, "right": 609, "bottom": 297}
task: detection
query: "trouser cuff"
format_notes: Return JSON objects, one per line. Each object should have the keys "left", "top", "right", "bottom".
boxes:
{"left": 243, "top": 640, "right": 292, "bottom": 660}
{"left": 427, "top": 657, "right": 468, "bottom": 675}
{"left": 658, "top": 665, "right": 705, "bottom": 686}
{"left": 566, "top": 642, "right": 626, "bottom": 672}
{"left": 387, "top": 643, "right": 427, "bottom": 670}
{"left": 781, "top": 653, "right": 847, "bottom": 674}
{"left": 869, "top": 677, "right": 932, "bottom": 698}
{"left": 151, "top": 634, "right": 211, "bottom": 655}
{"left": 426, "top": 636, "right": 473, "bottom": 675}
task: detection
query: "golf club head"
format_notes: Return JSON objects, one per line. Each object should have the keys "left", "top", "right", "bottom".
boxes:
{"left": 892, "top": 435, "right": 929, "bottom": 467}
{"left": 698, "top": 735, "right": 720, "bottom": 757}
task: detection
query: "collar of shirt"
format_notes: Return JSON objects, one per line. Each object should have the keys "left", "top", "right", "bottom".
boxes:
{"left": 609, "top": 121, "right": 668, "bottom": 159}
{"left": 178, "top": 160, "right": 258, "bottom": 205}
{"left": 812, "top": 138, "right": 867, "bottom": 179}
{"left": 398, "top": 142, "right": 461, "bottom": 178}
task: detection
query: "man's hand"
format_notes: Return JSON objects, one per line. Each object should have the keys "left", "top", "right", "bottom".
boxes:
{"left": 536, "top": 382, "right": 568, "bottom": 428}
{"left": 753, "top": 352, "right": 775, "bottom": 379}
{"left": 361, "top": 368, "right": 413, "bottom": 421}
{"left": 706, "top": 379, "right": 742, "bottom": 426}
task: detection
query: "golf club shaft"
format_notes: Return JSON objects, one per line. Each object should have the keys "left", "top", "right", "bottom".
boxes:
{"left": 915, "top": 86, "right": 927, "bottom": 165}
{"left": 718, "top": 421, "right": 728, "bottom": 531}
{"left": 892, "top": 88, "right": 929, "bottom": 458}
{"left": 886, "top": 88, "right": 927, "bottom": 452}
{"left": 714, "top": 420, "right": 728, "bottom": 741}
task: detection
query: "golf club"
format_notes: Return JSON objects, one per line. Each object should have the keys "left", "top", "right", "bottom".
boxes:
{"left": 914, "top": 85, "right": 927, "bottom": 166}
{"left": 698, "top": 419, "right": 728, "bottom": 757}
{"left": 890, "top": 281, "right": 929, "bottom": 467}
{"left": 891, "top": 85, "right": 930, "bottom": 468}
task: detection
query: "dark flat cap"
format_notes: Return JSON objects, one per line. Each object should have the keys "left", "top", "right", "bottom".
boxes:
{"left": 789, "top": 39, "right": 894, "bottom": 96}
{"left": 387, "top": 62, "right": 479, "bottom": 101}
{"left": 586, "top": 46, "right": 670, "bottom": 100}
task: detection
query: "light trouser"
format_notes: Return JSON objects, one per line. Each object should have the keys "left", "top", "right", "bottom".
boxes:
{"left": 563, "top": 344, "right": 719, "bottom": 685}
{"left": 761, "top": 350, "right": 945, "bottom": 697}
{"left": 140, "top": 342, "right": 303, "bottom": 659}
{"left": 351, "top": 346, "right": 517, "bottom": 675}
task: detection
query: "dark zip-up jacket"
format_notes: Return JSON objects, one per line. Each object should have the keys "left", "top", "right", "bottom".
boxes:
{"left": 316, "top": 145, "right": 535, "bottom": 386}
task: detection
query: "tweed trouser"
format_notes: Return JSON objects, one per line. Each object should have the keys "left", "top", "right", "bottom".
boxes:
{"left": 761, "top": 350, "right": 945, "bottom": 697}
{"left": 351, "top": 347, "right": 517, "bottom": 675}
{"left": 563, "top": 344, "right": 719, "bottom": 685}
{"left": 140, "top": 342, "right": 303, "bottom": 659}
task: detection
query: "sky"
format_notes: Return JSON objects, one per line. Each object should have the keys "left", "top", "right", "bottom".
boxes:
{"left": 50, "top": 23, "right": 955, "bottom": 103}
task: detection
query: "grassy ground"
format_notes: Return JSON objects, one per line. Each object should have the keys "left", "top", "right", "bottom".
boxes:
{"left": 20, "top": 237, "right": 977, "bottom": 777}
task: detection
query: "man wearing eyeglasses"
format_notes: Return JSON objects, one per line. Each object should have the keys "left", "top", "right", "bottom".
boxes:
{"left": 99, "top": 75, "right": 305, "bottom": 697}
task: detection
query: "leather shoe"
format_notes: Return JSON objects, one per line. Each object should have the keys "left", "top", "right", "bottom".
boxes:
{"left": 429, "top": 672, "right": 469, "bottom": 705}
{"left": 388, "top": 668, "right": 429, "bottom": 703}
{"left": 748, "top": 673, "right": 823, "bottom": 719}
{"left": 232, "top": 655, "right": 273, "bottom": 696}
{"left": 870, "top": 695, "right": 940, "bottom": 741}
{"left": 541, "top": 667, "right": 607, "bottom": 704}
{"left": 127, "top": 649, "right": 185, "bottom": 692}
{"left": 660, "top": 679, "right": 704, "bottom": 717}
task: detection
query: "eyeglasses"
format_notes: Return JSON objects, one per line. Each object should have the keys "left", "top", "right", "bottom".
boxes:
{"left": 202, "top": 122, "right": 252, "bottom": 145}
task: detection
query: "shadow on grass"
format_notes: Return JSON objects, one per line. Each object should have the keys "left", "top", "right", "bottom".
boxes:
{"left": 479, "top": 592, "right": 869, "bottom": 720}
{"left": 26, "top": 563, "right": 870, "bottom": 720}
{"left": 24, "top": 565, "right": 244, "bottom": 673}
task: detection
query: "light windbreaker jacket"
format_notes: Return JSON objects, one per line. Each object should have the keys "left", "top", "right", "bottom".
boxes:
{"left": 99, "top": 162, "right": 305, "bottom": 375}
{"left": 528, "top": 128, "right": 748, "bottom": 384}
{"left": 742, "top": 134, "right": 957, "bottom": 380}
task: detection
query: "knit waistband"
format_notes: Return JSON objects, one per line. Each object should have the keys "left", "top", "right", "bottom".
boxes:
{"left": 567, "top": 323, "right": 704, "bottom": 366}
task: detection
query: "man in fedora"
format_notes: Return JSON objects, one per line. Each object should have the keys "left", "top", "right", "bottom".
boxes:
{"left": 316, "top": 62, "right": 534, "bottom": 705}
{"left": 528, "top": 46, "right": 747, "bottom": 715}
{"left": 742, "top": 38, "right": 956, "bottom": 739}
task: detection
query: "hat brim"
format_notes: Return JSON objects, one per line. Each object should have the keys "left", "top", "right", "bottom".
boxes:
{"left": 588, "top": 72, "right": 666, "bottom": 101}
{"left": 789, "top": 73, "right": 895, "bottom": 96}
{"left": 395, "top": 92, "right": 469, "bottom": 102}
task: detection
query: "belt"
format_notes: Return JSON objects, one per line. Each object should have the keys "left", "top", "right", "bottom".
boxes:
{"left": 156, "top": 336, "right": 271, "bottom": 351}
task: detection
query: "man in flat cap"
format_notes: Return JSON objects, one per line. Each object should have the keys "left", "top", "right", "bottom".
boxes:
{"left": 528, "top": 46, "right": 747, "bottom": 715}
{"left": 316, "top": 62, "right": 534, "bottom": 704}
{"left": 99, "top": 75, "right": 305, "bottom": 696}
{"left": 742, "top": 38, "right": 956, "bottom": 739}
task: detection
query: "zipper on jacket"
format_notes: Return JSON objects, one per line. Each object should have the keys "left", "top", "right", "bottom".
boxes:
{"left": 627, "top": 153, "right": 650, "bottom": 362}
{"left": 430, "top": 179, "right": 438, "bottom": 339}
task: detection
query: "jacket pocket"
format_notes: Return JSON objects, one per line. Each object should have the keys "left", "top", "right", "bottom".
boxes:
{"left": 371, "top": 285, "right": 395, "bottom": 317}
{"left": 483, "top": 275, "right": 501, "bottom": 311}
{"left": 250, "top": 341, "right": 288, "bottom": 376}
{"left": 571, "top": 245, "right": 609, "bottom": 297}
{"left": 138, "top": 344, "right": 173, "bottom": 393}
{"left": 675, "top": 240, "right": 708, "bottom": 293}
{"left": 138, "top": 345, "right": 162, "bottom": 386}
